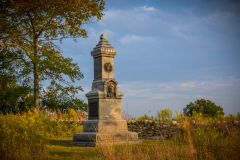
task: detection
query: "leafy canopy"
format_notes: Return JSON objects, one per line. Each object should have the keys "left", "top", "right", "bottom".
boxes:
{"left": 0, "top": 0, "right": 105, "bottom": 110}
{"left": 183, "top": 99, "right": 224, "bottom": 118}
{"left": 0, "top": 48, "right": 33, "bottom": 113}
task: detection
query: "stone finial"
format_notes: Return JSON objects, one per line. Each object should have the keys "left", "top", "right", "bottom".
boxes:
{"left": 91, "top": 33, "right": 116, "bottom": 57}
{"left": 100, "top": 33, "right": 107, "bottom": 40}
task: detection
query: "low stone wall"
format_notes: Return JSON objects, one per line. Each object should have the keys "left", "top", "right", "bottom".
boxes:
{"left": 127, "top": 120, "right": 240, "bottom": 139}
{"left": 127, "top": 120, "right": 181, "bottom": 139}
{"left": 60, "top": 120, "right": 240, "bottom": 140}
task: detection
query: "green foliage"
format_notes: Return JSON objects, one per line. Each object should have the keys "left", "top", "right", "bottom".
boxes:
{"left": 179, "top": 122, "right": 240, "bottom": 160}
{"left": 174, "top": 111, "right": 185, "bottom": 122}
{"left": 41, "top": 82, "right": 88, "bottom": 111}
{"left": 0, "top": 0, "right": 105, "bottom": 110}
{"left": 0, "top": 109, "right": 84, "bottom": 159}
{"left": 183, "top": 99, "right": 224, "bottom": 118}
{"left": 156, "top": 108, "right": 173, "bottom": 122}
{"left": 138, "top": 114, "right": 154, "bottom": 121}
{"left": 224, "top": 113, "right": 240, "bottom": 121}
{"left": 0, "top": 49, "right": 34, "bottom": 113}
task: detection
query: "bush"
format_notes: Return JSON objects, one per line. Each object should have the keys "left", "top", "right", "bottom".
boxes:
{"left": 138, "top": 114, "right": 154, "bottom": 121}
{"left": 157, "top": 108, "right": 173, "bottom": 122}
{"left": 0, "top": 109, "right": 83, "bottom": 159}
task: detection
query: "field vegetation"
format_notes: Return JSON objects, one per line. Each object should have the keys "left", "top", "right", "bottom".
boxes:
{"left": 0, "top": 109, "right": 239, "bottom": 160}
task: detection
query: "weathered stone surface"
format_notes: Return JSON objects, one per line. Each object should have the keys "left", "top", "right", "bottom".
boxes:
{"left": 99, "top": 99, "right": 122, "bottom": 120}
{"left": 171, "top": 120, "right": 177, "bottom": 125}
{"left": 125, "top": 120, "right": 240, "bottom": 140}
{"left": 147, "top": 130, "right": 154, "bottom": 134}
{"left": 83, "top": 120, "right": 128, "bottom": 132}
{"left": 215, "top": 121, "right": 221, "bottom": 125}
{"left": 69, "top": 140, "right": 143, "bottom": 147}
{"left": 190, "top": 120, "right": 195, "bottom": 124}
{"left": 164, "top": 122, "right": 171, "bottom": 127}
{"left": 146, "top": 136, "right": 166, "bottom": 140}
{"left": 73, "top": 131, "right": 138, "bottom": 142}
{"left": 233, "top": 121, "right": 238, "bottom": 125}
{"left": 176, "top": 123, "right": 183, "bottom": 127}
{"left": 144, "top": 120, "right": 148, "bottom": 125}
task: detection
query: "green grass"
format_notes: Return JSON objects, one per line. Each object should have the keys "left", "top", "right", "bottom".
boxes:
{"left": 45, "top": 138, "right": 199, "bottom": 160}
{"left": 1, "top": 109, "right": 239, "bottom": 160}
{"left": 47, "top": 138, "right": 98, "bottom": 160}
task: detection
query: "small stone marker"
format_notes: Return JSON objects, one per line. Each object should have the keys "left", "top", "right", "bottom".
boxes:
{"left": 69, "top": 34, "right": 142, "bottom": 147}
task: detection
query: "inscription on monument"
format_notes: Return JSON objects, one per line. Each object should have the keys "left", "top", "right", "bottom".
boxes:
{"left": 104, "top": 63, "right": 112, "bottom": 72}
{"left": 89, "top": 101, "right": 98, "bottom": 118}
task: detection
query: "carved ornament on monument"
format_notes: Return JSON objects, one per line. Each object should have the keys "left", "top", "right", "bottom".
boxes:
{"left": 104, "top": 62, "right": 112, "bottom": 73}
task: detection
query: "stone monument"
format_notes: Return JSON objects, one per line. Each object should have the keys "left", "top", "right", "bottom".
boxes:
{"left": 69, "top": 33, "right": 142, "bottom": 147}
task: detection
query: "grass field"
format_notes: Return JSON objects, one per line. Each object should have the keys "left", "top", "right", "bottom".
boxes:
{"left": 46, "top": 138, "right": 189, "bottom": 160}
{"left": 0, "top": 109, "right": 239, "bottom": 160}
{"left": 47, "top": 127, "right": 240, "bottom": 160}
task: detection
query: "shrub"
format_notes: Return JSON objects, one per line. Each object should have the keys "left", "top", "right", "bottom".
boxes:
{"left": 0, "top": 109, "right": 84, "bottom": 159}
{"left": 157, "top": 108, "right": 173, "bottom": 122}
{"left": 138, "top": 114, "right": 154, "bottom": 121}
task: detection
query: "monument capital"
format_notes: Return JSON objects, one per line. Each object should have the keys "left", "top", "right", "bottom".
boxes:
{"left": 91, "top": 33, "right": 117, "bottom": 58}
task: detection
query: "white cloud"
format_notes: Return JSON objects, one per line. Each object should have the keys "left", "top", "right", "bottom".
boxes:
{"left": 178, "top": 81, "right": 196, "bottom": 88}
{"left": 161, "top": 85, "right": 174, "bottom": 91}
{"left": 142, "top": 6, "right": 155, "bottom": 11}
{"left": 119, "top": 79, "right": 238, "bottom": 101}
{"left": 119, "top": 34, "right": 154, "bottom": 45}
{"left": 119, "top": 35, "right": 144, "bottom": 45}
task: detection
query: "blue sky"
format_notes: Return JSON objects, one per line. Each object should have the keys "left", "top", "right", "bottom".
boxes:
{"left": 57, "top": 0, "right": 240, "bottom": 117}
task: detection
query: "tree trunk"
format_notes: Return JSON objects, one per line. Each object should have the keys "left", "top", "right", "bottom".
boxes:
{"left": 34, "top": 63, "right": 39, "bottom": 111}
{"left": 33, "top": 39, "right": 40, "bottom": 111}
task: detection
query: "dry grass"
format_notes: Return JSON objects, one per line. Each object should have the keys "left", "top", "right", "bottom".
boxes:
{"left": 0, "top": 109, "right": 239, "bottom": 160}
{"left": 92, "top": 121, "right": 240, "bottom": 160}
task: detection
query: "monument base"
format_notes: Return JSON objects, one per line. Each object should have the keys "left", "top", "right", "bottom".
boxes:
{"left": 69, "top": 131, "right": 142, "bottom": 147}
{"left": 69, "top": 140, "right": 143, "bottom": 147}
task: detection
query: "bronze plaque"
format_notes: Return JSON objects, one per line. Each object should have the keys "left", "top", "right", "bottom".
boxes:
{"left": 89, "top": 101, "right": 98, "bottom": 118}
{"left": 104, "top": 63, "right": 112, "bottom": 73}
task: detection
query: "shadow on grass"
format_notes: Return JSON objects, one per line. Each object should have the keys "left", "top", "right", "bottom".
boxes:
{"left": 47, "top": 139, "right": 97, "bottom": 159}
{"left": 48, "top": 139, "right": 72, "bottom": 147}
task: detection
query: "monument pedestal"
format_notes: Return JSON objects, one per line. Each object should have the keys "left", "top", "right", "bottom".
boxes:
{"left": 69, "top": 34, "right": 142, "bottom": 147}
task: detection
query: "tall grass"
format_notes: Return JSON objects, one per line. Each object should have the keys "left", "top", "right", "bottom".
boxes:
{"left": 94, "top": 121, "right": 240, "bottom": 160}
{"left": 0, "top": 109, "right": 83, "bottom": 160}
{"left": 1, "top": 108, "right": 239, "bottom": 160}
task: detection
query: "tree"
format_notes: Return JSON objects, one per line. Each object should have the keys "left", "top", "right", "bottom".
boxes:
{"left": 41, "top": 82, "right": 88, "bottom": 111}
{"left": 0, "top": 48, "right": 33, "bottom": 113}
{"left": 183, "top": 99, "right": 224, "bottom": 117}
{"left": 0, "top": 0, "right": 105, "bottom": 110}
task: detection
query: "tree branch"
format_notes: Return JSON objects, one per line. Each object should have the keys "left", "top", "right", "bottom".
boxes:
{"left": 5, "top": 43, "right": 32, "bottom": 60}
{"left": 36, "top": 6, "right": 59, "bottom": 39}
{"left": 26, "top": 11, "right": 35, "bottom": 38}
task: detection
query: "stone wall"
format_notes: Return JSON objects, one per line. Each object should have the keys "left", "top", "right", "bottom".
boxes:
{"left": 61, "top": 120, "right": 240, "bottom": 140}
{"left": 127, "top": 120, "right": 180, "bottom": 139}
{"left": 127, "top": 120, "right": 240, "bottom": 140}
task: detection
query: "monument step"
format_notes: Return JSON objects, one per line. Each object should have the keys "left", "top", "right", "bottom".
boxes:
{"left": 69, "top": 140, "right": 143, "bottom": 147}
{"left": 73, "top": 131, "right": 138, "bottom": 142}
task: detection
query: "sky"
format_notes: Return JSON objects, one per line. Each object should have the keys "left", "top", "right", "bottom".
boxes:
{"left": 57, "top": 0, "right": 240, "bottom": 118}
